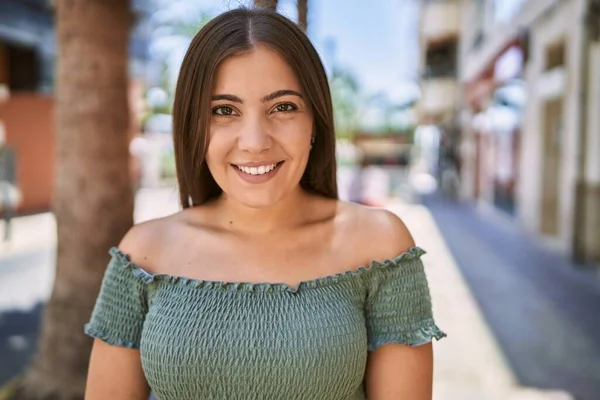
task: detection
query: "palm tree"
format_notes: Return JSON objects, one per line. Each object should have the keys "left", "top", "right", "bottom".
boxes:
{"left": 297, "top": 0, "right": 308, "bottom": 31}
{"left": 6, "top": 0, "right": 134, "bottom": 398}
{"left": 254, "top": 0, "right": 278, "bottom": 12}
{"left": 254, "top": 1, "right": 308, "bottom": 32}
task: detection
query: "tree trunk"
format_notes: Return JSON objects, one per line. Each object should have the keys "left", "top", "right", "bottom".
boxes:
{"left": 9, "top": 0, "right": 134, "bottom": 399}
{"left": 298, "top": 0, "right": 308, "bottom": 31}
{"left": 254, "top": 0, "right": 278, "bottom": 12}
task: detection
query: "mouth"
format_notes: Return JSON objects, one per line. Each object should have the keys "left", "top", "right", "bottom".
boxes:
{"left": 232, "top": 161, "right": 284, "bottom": 176}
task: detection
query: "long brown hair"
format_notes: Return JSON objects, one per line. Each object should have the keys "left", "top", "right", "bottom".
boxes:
{"left": 172, "top": 7, "right": 337, "bottom": 208}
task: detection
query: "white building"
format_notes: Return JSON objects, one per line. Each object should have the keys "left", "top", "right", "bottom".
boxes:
{"left": 418, "top": 0, "right": 461, "bottom": 123}
{"left": 416, "top": 0, "right": 462, "bottom": 196}
{"left": 457, "top": 0, "right": 600, "bottom": 264}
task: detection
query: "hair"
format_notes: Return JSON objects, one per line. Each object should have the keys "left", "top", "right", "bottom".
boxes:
{"left": 172, "top": 7, "right": 338, "bottom": 208}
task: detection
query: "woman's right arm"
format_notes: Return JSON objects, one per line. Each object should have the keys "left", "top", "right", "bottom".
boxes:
{"left": 84, "top": 222, "right": 161, "bottom": 399}
{"left": 85, "top": 339, "right": 150, "bottom": 400}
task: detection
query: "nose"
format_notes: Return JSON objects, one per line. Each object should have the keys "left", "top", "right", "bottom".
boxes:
{"left": 237, "top": 115, "right": 272, "bottom": 154}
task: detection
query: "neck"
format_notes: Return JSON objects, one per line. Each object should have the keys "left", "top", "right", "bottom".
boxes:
{"left": 214, "top": 187, "right": 313, "bottom": 235}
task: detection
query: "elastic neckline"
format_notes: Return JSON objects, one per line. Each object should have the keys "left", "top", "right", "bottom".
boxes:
{"left": 109, "top": 246, "right": 426, "bottom": 293}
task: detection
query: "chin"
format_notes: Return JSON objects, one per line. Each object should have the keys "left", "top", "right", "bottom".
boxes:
{"left": 229, "top": 191, "right": 286, "bottom": 209}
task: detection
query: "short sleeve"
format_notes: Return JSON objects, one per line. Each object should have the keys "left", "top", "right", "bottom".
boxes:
{"left": 84, "top": 247, "right": 148, "bottom": 349}
{"left": 365, "top": 247, "right": 446, "bottom": 351}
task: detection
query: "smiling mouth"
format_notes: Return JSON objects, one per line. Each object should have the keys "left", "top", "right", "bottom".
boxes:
{"left": 232, "top": 161, "right": 284, "bottom": 176}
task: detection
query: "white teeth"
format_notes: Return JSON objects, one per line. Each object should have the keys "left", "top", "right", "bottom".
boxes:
{"left": 237, "top": 163, "right": 277, "bottom": 175}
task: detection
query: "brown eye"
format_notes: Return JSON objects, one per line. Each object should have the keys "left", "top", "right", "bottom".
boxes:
{"left": 274, "top": 103, "right": 297, "bottom": 113}
{"left": 213, "top": 106, "right": 236, "bottom": 116}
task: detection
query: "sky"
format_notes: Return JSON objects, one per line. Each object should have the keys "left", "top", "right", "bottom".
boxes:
{"left": 150, "top": 0, "right": 422, "bottom": 127}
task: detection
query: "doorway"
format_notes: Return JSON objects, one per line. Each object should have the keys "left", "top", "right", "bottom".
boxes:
{"left": 540, "top": 98, "right": 562, "bottom": 236}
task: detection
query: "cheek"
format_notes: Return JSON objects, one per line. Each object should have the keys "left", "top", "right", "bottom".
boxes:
{"left": 205, "top": 129, "right": 230, "bottom": 170}
{"left": 276, "top": 118, "right": 313, "bottom": 154}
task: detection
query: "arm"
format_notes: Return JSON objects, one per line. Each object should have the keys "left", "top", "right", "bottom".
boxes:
{"left": 358, "top": 208, "right": 442, "bottom": 399}
{"left": 365, "top": 342, "right": 433, "bottom": 399}
{"left": 85, "top": 339, "right": 150, "bottom": 400}
{"left": 84, "top": 222, "right": 161, "bottom": 399}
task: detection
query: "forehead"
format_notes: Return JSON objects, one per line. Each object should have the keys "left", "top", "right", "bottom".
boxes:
{"left": 212, "top": 45, "right": 302, "bottom": 95}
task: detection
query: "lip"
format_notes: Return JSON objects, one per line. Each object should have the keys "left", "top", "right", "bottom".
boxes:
{"left": 232, "top": 161, "right": 284, "bottom": 184}
{"left": 233, "top": 161, "right": 283, "bottom": 167}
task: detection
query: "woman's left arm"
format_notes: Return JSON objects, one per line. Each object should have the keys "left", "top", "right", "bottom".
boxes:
{"left": 357, "top": 208, "right": 444, "bottom": 400}
{"left": 365, "top": 342, "right": 433, "bottom": 399}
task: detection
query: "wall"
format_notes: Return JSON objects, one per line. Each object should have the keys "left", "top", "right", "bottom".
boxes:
{"left": 517, "top": 0, "right": 585, "bottom": 252}
{"left": 586, "top": 43, "right": 600, "bottom": 186}
{"left": 420, "top": 78, "right": 459, "bottom": 116}
{"left": 460, "top": 0, "right": 559, "bottom": 83}
{"left": 583, "top": 42, "right": 600, "bottom": 261}
{"left": 421, "top": 0, "right": 460, "bottom": 41}
{"left": 0, "top": 94, "right": 55, "bottom": 213}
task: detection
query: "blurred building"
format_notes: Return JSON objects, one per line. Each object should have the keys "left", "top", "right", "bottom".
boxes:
{"left": 0, "top": 0, "right": 154, "bottom": 214}
{"left": 0, "top": 0, "right": 55, "bottom": 214}
{"left": 457, "top": 0, "right": 528, "bottom": 216}
{"left": 421, "top": 0, "right": 600, "bottom": 264}
{"left": 417, "top": 0, "right": 461, "bottom": 183}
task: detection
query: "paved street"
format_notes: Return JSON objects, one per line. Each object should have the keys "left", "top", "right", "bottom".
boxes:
{"left": 0, "top": 176, "right": 584, "bottom": 399}
{"left": 422, "top": 194, "right": 600, "bottom": 400}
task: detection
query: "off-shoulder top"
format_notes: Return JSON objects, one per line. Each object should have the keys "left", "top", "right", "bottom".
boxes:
{"left": 84, "top": 246, "right": 445, "bottom": 400}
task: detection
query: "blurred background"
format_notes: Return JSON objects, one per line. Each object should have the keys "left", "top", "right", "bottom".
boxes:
{"left": 0, "top": 0, "right": 599, "bottom": 399}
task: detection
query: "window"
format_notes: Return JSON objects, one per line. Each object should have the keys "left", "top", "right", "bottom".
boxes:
{"left": 1, "top": 42, "right": 41, "bottom": 92}
{"left": 545, "top": 40, "right": 565, "bottom": 70}
{"left": 424, "top": 38, "right": 458, "bottom": 78}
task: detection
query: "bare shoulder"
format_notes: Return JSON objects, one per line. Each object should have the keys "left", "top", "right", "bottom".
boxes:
{"left": 118, "top": 217, "right": 169, "bottom": 259}
{"left": 117, "top": 205, "right": 219, "bottom": 273}
{"left": 117, "top": 213, "right": 183, "bottom": 272}
{"left": 337, "top": 202, "right": 416, "bottom": 263}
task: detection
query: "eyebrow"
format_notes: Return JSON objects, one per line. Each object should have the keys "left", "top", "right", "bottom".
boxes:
{"left": 211, "top": 94, "right": 243, "bottom": 103}
{"left": 262, "top": 90, "right": 304, "bottom": 102}
{"left": 210, "top": 90, "right": 304, "bottom": 104}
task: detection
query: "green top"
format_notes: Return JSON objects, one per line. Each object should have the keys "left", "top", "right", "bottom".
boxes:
{"left": 84, "top": 246, "right": 445, "bottom": 400}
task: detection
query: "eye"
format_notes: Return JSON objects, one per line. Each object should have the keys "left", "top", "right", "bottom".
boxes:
{"left": 272, "top": 103, "right": 297, "bottom": 114}
{"left": 212, "top": 106, "right": 238, "bottom": 116}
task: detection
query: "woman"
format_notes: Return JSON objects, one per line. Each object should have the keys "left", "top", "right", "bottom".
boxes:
{"left": 84, "top": 7, "right": 445, "bottom": 400}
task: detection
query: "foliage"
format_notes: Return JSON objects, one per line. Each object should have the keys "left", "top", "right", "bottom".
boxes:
{"left": 329, "top": 66, "right": 417, "bottom": 139}
{"left": 146, "top": 1, "right": 213, "bottom": 118}
{"left": 329, "top": 66, "right": 362, "bottom": 140}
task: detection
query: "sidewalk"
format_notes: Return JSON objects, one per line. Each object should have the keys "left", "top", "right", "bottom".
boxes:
{"left": 420, "top": 194, "right": 600, "bottom": 400}
{"left": 0, "top": 188, "right": 181, "bottom": 311}
{"left": 0, "top": 187, "right": 181, "bottom": 385}
{"left": 0, "top": 187, "right": 574, "bottom": 399}
{"left": 387, "top": 199, "right": 572, "bottom": 400}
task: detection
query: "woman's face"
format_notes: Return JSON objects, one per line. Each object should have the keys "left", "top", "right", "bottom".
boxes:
{"left": 207, "top": 45, "right": 314, "bottom": 209}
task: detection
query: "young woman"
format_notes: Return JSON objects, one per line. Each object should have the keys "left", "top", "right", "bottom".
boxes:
{"left": 84, "top": 7, "right": 445, "bottom": 400}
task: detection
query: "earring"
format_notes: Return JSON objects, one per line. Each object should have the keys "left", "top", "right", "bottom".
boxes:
{"left": 310, "top": 136, "right": 315, "bottom": 150}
